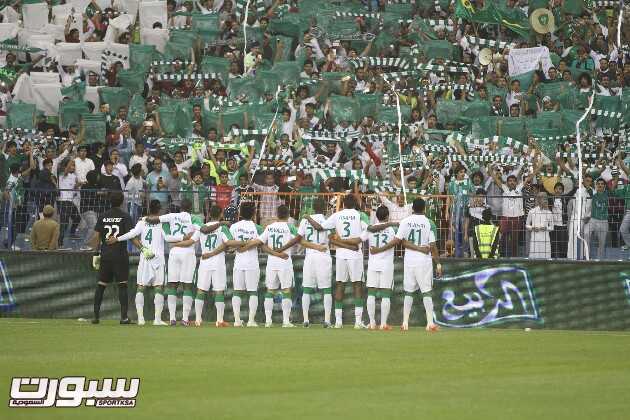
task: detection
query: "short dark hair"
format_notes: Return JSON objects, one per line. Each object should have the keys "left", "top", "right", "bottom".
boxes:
{"left": 313, "top": 198, "right": 326, "bottom": 214}
{"left": 130, "top": 163, "right": 142, "bottom": 177}
{"left": 180, "top": 199, "right": 192, "bottom": 212}
{"left": 412, "top": 198, "right": 425, "bottom": 213}
{"left": 240, "top": 202, "right": 256, "bottom": 220}
{"left": 277, "top": 205, "right": 289, "bottom": 219}
{"left": 507, "top": 175, "right": 517, "bottom": 182}
{"left": 343, "top": 194, "right": 356, "bottom": 209}
{"left": 109, "top": 191, "right": 124, "bottom": 207}
{"left": 209, "top": 205, "right": 222, "bottom": 220}
{"left": 149, "top": 199, "right": 162, "bottom": 214}
{"left": 375, "top": 206, "right": 389, "bottom": 222}
{"left": 482, "top": 208, "right": 493, "bottom": 222}
{"left": 9, "top": 163, "right": 20, "bottom": 174}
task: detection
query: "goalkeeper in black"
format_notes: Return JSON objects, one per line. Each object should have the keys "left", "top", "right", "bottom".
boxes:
{"left": 91, "top": 191, "right": 134, "bottom": 324}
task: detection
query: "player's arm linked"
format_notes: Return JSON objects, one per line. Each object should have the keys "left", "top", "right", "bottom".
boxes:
{"left": 261, "top": 243, "right": 288, "bottom": 259}
{"left": 201, "top": 243, "right": 227, "bottom": 259}
{"left": 329, "top": 236, "right": 359, "bottom": 251}
{"left": 367, "top": 222, "right": 399, "bottom": 233}
{"left": 370, "top": 237, "right": 401, "bottom": 254}
{"left": 200, "top": 222, "right": 227, "bottom": 234}
{"left": 300, "top": 239, "right": 327, "bottom": 252}
{"left": 401, "top": 240, "right": 430, "bottom": 254}
{"left": 275, "top": 235, "right": 302, "bottom": 252}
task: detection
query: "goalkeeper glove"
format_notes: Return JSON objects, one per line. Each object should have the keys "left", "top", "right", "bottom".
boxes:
{"left": 92, "top": 255, "right": 101, "bottom": 270}
{"left": 141, "top": 246, "right": 155, "bottom": 260}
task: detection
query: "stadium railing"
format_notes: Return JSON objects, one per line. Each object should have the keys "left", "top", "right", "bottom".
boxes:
{"left": 0, "top": 189, "right": 626, "bottom": 260}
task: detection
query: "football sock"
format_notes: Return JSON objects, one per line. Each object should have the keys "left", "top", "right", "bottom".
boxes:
{"left": 334, "top": 301, "right": 343, "bottom": 325}
{"left": 354, "top": 298, "right": 364, "bottom": 325}
{"left": 403, "top": 294, "right": 413, "bottom": 326}
{"left": 366, "top": 294, "right": 376, "bottom": 326}
{"left": 194, "top": 291, "right": 206, "bottom": 323}
{"left": 154, "top": 291, "right": 164, "bottom": 321}
{"left": 423, "top": 295, "right": 435, "bottom": 326}
{"left": 118, "top": 283, "right": 129, "bottom": 320}
{"left": 93, "top": 284, "right": 106, "bottom": 320}
{"left": 323, "top": 291, "right": 332, "bottom": 324}
{"left": 167, "top": 288, "right": 177, "bottom": 322}
{"left": 281, "top": 293, "right": 292, "bottom": 325}
{"left": 182, "top": 290, "right": 193, "bottom": 322}
{"left": 302, "top": 288, "right": 313, "bottom": 322}
{"left": 381, "top": 297, "right": 391, "bottom": 326}
{"left": 264, "top": 292, "right": 274, "bottom": 324}
{"left": 248, "top": 293, "right": 258, "bottom": 324}
{"left": 135, "top": 292, "right": 144, "bottom": 322}
{"left": 215, "top": 293, "right": 225, "bottom": 322}
{"left": 232, "top": 293, "right": 242, "bottom": 323}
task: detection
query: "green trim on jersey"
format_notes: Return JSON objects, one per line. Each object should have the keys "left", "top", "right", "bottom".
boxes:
{"left": 360, "top": 211, "right": 370, "bottom": 224}
{"left": 289, "top": 224, "right": 298, "bottom": 236}
{"left": 191, "top": 214, "right": 204, "bottom": 227}
{"left": 255, "top": 224, "right": 264, "bottom": 234}
{"left": 429, "top": 219, "right": 437, "bottom": 239}
{"left": 221, "top": 225, "right": 233, "bottom": 239}
{"left": 162, "top": 223, "right": 171, "bottom": 235}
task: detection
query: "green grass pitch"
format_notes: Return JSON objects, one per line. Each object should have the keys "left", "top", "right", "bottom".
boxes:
{"left": 1, "top": 319, "right": 629, "bottom": 420}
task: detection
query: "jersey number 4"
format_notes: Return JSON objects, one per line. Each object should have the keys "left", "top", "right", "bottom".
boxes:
{"left": 104, "top": 225, "right": 120, "bottom": 239}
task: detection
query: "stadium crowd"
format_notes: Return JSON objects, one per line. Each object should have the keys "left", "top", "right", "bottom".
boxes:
{"left": 0, "top": 0, "right": 629, "bottom": 260}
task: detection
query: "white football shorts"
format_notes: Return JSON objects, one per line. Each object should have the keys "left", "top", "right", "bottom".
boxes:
{"left": 302, "top": 254, "right": 332, "bottom": 289}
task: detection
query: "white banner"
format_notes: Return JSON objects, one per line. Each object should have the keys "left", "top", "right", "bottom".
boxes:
{"left": 507, "top": 46, "right": 553, "bottom": 77}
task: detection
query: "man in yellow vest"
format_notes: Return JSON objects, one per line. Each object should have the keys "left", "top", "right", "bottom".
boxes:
{"left": 472, "top": 209, "right": 500, "bottom": 259}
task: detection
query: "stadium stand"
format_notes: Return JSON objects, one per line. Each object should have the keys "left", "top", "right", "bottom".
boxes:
{"left": 0, "top": 0, "right": 629, "bottom": 260}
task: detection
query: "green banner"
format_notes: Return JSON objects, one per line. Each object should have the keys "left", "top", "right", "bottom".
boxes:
{"left": 1, "top": 252, "right": 629, "bottom": 329}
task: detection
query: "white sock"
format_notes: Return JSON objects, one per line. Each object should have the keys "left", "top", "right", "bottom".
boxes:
{"left": 248, "top": 295, "right": 258, "bottom": 323}
{"left": 264, "top": 296, "right": 274, "bottom": 324}
{"left": 323, "top": 294, "right": 332, "bottom": 324}
{"left": 232, "top": 294, "right": 242, "bottom": 322}
{"left": 335, "top": 308, "right": 343, "bottom": 325}
{"left": 423, "top": 296, "right": 435, "bottom": 326}
{"left": 215, "top": 300, "right": 225, "bottom": 323}
{"left": 366, "top": 295, "right": 376, "bottom": 326}
{"left": 282, "top": 297, "right": 292, "bottom": 325}
{"left": 194, "top": 298, "right": 204, "bottom": 323}
{"left": 182, "top": 295, "right": 193, "bottom": 322}
{"left": 168, "top": 294, "right": 177, "bottom": 321}
{"left": 154, "top": 293, "right": 164, "bottom": 321}
{"left": 135, "top": 292, "right": 144, "bottom": 322}
{"left": 354, "top": 305, "right": 363, "bottom": 325}
{"left": 403, "top": 295, "right": 413, "bottom": 326}
{"left": 302, "top": 293, "right": 311, "bottom": 322}
{"left": 380, "top": 297, "right": 391, "bottom": 327}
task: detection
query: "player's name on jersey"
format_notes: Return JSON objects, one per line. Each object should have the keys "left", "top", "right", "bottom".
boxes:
{"left": 267, "top": 226, "right": 287, "bottom": 234}
{"left": 103, "top": 218, "right": 123, "bottom": 223}
{"left": 338, "top": 215, "right": 357, "bottom": 221}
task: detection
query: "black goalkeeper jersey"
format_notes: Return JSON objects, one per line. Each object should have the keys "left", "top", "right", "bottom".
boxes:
{"left": 95, "top": 207, "right": 133, "bottom": 261}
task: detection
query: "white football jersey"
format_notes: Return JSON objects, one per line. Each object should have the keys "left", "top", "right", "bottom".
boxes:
{"left": 298, "top": 214, "right": 331, "bottom": 257}
{"left": 160, "top": 212, "right": 196, "bottom": 251}
{"left": 361, "top": 226, "right": 396, "bottom": 271}
{"left": 395, "top": 214, "right": 436, "bottom": 266}
{"left": 230, "top": 220, "right": 263, "bottom": 270}
{"left": 195, "top": 224, "right": 232, "bottom": 269}
{"left": 321, "top": 208, "right": 368, "bottom": 260}
{"left": 258, "top": 221, "right": 298, "bottom": 270}
{"left": 117, "top": 219, "right": 166, "bottom": 260}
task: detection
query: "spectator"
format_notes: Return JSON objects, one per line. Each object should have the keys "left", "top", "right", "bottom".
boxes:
{"left": 56, "top": 159, "right": 81, "bottom": 247}
{"left": 30, "top": 205, "right": 60, "bottom": 251}
{"left": 526, "top": 192, "right": 554, "bottom": 259}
